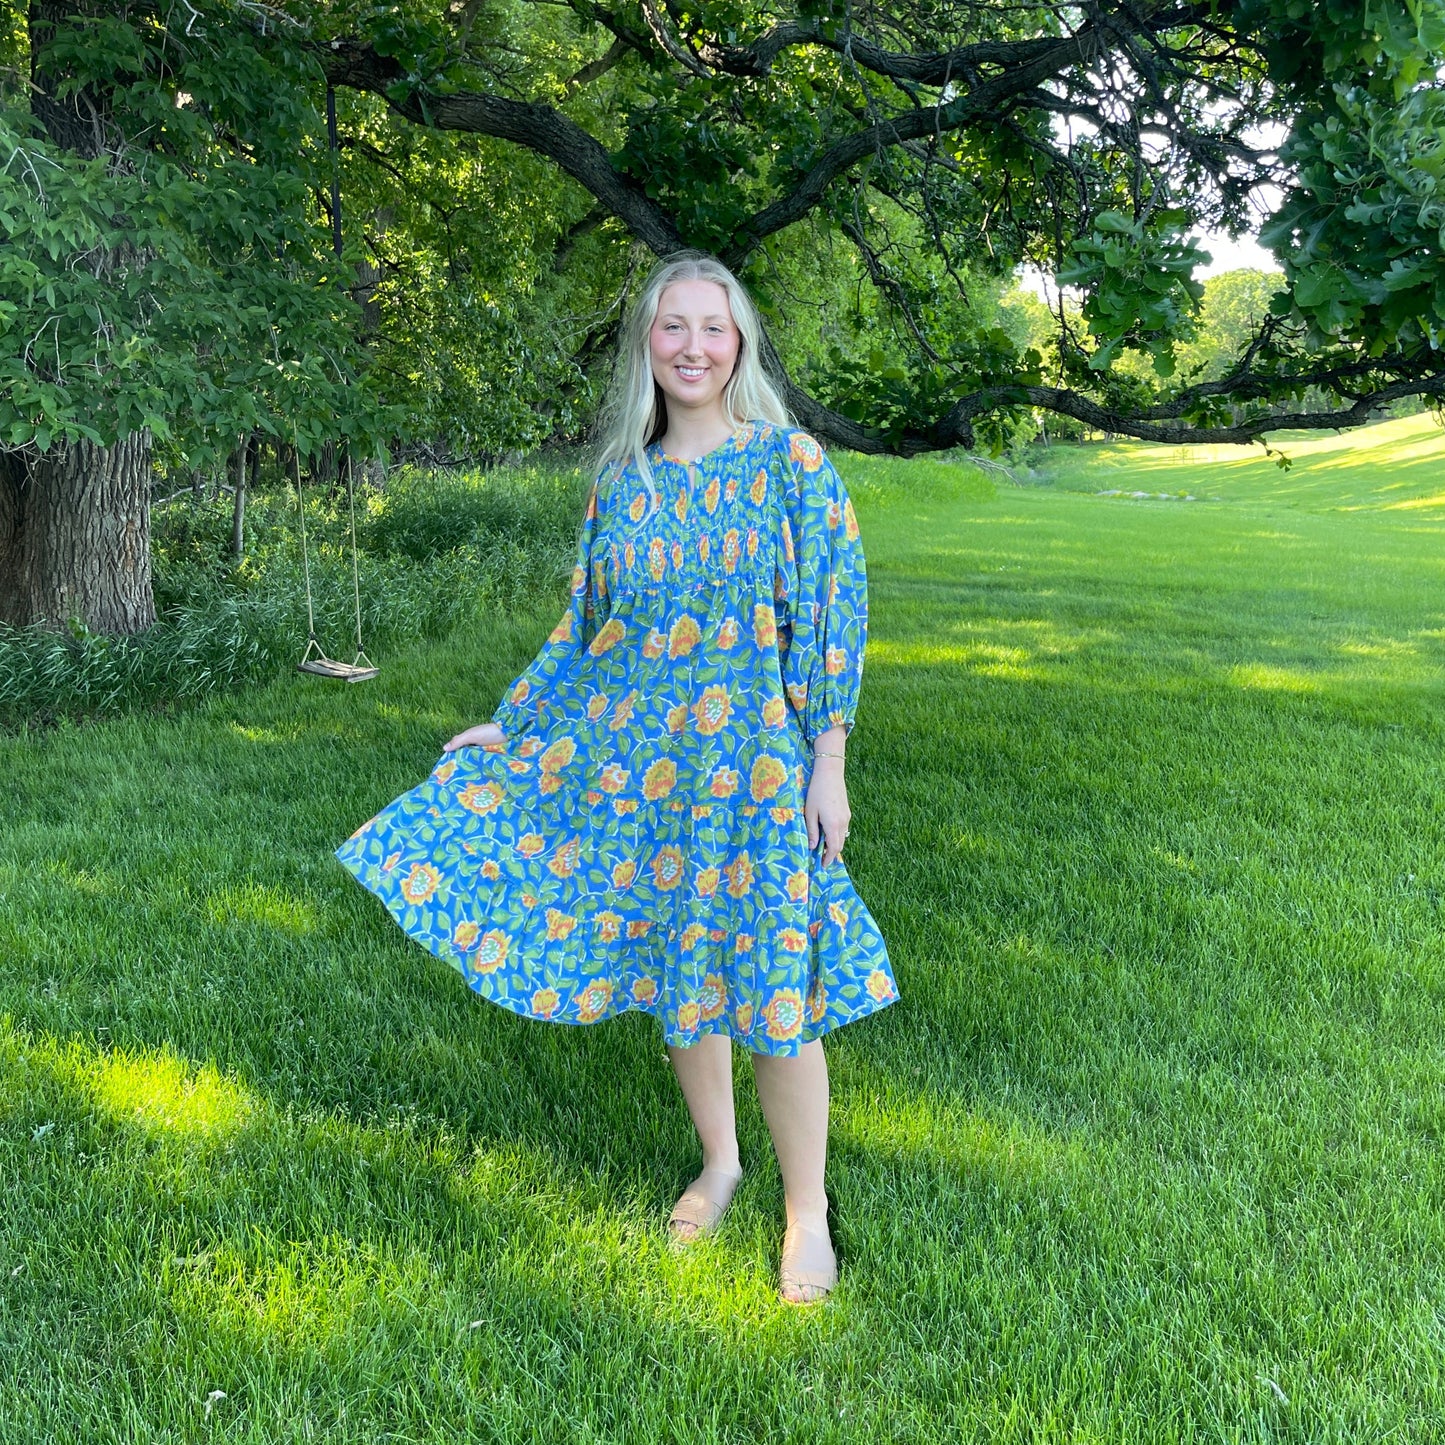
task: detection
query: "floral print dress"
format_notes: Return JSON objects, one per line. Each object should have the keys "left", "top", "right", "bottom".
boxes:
{"left": 335, "top": 423, "right": 898, "bottom": 1055}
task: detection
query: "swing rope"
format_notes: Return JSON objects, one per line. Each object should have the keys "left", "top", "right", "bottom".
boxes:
{"left": 293, "top": 438, "right": 377, "bottom": 683}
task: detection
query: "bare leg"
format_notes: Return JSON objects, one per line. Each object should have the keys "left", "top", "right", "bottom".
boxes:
{"left": 667, "top": 1033, "right": 743, "bottom": 1240}
{"left": 751, "top": 1039, "right": 836, "bottom": 1302}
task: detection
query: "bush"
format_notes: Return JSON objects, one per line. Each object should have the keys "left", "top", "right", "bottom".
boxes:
{"left": 0, "top": 456, "right": 591, "bottom": 728}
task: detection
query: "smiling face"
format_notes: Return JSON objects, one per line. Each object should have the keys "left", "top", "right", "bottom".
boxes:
{"left": 648, "top": 279, "right": 741, "bottom": 423}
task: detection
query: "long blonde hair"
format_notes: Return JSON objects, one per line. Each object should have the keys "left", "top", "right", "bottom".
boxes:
{"left": 593, "top": 251, "right": 793, "bottom": 512}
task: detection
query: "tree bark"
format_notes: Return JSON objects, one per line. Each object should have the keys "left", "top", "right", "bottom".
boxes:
{"left": 0, "top": 432, "right": 155, "bottom": 633}
{"left": 230, "top": 432, "right": 249, "bottom": 559}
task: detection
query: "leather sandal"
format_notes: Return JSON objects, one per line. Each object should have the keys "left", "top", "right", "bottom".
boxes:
{"left": 779, "top": 1220, "right": 837, "bottom": 1304}
{"left": 667, "top": 1166, "right": 743, "bottom": 1244}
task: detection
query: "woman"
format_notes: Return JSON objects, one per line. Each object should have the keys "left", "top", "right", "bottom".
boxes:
{"left": 336, "top": 251, "right": 898, "bottom": 1304}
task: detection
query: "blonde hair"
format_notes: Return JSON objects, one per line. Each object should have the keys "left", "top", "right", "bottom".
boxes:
{"left": 593, "top": 251, "right": 793, "bottom": 513}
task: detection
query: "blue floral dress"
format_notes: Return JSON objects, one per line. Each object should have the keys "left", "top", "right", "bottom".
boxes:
{"left": 335, "top": 423, "right": 898, "bottom": 1055}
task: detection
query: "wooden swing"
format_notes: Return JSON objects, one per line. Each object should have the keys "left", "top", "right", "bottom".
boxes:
{"left": 291, "top": 82, "right": 377, "bottom": 685}
{"left": 292, "top": 443, "right": 378, "bottom": 684}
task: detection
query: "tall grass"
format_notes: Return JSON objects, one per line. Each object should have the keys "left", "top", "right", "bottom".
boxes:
{"left": 0, "top": 460, "right": 590, "bottom": 728}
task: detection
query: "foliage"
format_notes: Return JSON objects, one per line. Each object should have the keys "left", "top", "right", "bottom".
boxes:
{"left": 0, "top": 456, "right": 589, "bottom": 727}
{"left": 0, "top": 2, "right": 394, "bottom": 472}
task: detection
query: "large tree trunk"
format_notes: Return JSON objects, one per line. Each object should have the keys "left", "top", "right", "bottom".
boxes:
{"left": 0, "top": 432, "right": 155, "bottom": 633}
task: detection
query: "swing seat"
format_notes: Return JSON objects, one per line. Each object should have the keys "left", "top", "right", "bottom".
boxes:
{"left": 297, "top": 655, "right": 379, "bottom": 683}
{"left": 298, "top": 637, "right": 378, "bottom": 683}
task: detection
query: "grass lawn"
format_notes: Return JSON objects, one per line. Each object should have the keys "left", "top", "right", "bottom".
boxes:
{"left": 3, "top": 415, "right": 1444, "bottom": 1442}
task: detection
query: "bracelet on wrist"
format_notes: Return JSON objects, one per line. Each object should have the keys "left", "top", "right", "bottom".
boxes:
{"left": 812, "top": 747, "right": 846, "bottom": 759}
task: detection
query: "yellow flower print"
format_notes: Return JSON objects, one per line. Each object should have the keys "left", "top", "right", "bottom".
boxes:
{"left": 666, "top": 702, "right": 689, "bottom": 734}
{"left": 548, "top": 834, "right": 582, "bottom": 878}
{"left": 698, "top": 534, "right": 710, "bottom": 563}
{"left": 716, "top": 616, "right": 738, "bottom": 648}
{"left": 626, "top": 919, "right": 653, "bottom": 939}
{"left": 401, "top": 862, "right": 441, "bottom": 904}
{"left": 753, "top": 603, "right": 777, "bottom": 649}
{"left": 679, "top": 922, "right": 707, "bottom": 951}
{"left": 433, "top": 759, "right": 457, "bottom": 785}
{"left": 624, "top": 539, "right": 635, "bottom": 569}
{"left": 691, "top": 803, "right": 712, "bottom": 820}
{"left": 458, "top": 782, "right": 504, "bottom": 815}
{"left": 382, "top": 851, "right": 402, "bottom": 872}
{"left": 545, "top": 908, "right": 577, "bottom": 940}
{"left": 481, "top": 859, "right": 500, "bottom": 880}
{"left": 595, "top": 911, "right": 622, "bottom": 942}
{"left": 695, "top": 866, "right": 720, "bottom": 897}
{"left": 648, "top": 538, "right": 666, "bottom": 580}
{"left": 511, "top": 678, "right": 532, "bottom": 706}
{"left": 677, "top": 1001, "right": 701, "bottom": 1032}
{"left": 789, "top": 431, "right": 824, "bottom": 471}
{"left": 599, "top": 762, "right": 630, "bottom": 793}
{"left": 473, "top": 929, "right": 510, "bottom": 973}
{"left": 588, "top": 618, "right": 626, "bottom": 657}
{"left": 673, "top": 490, "right": 687, "bottom": 522}
{"left": 722, "top": 528, "right": 741, "bottom": 573}
{"left": 519, "top": 735, "right": 543, "bottom": 758}
{"left": 749, "top": 755, "right": 787, "bottom": 803}
{"left": 642, "top": 629, "right": 666, "bottom": 659}
{"left": 453, "top": 920, "right": 480, "bottom": 949}
{"left": 517, "top": 833, "right": 544, "bottom": 858}
{"left": 725, "top": 476, "right": 738, "bottom": 502}
{"left": 735, "top": 933, "right": 755, "bottom": 952}
{"left": 763, "top": 988, "right": 805, "bottom": 1041}
{"left": 709, "top": 766, "right": 739, "bottom": 798}
{"left": 632, "top": 977, "right": 658, "bottom": 1005}
{"left": 708, "top": 927, "right": 727, "bottom": 942}
{"left": 576, "top": 978, "right": 615, "bottom": 1022}
{"left": 671, "top": 540, "right": 684, "bottom": 570}
{"left": 807, "top": 978, "right": 827, "bottom": 1023}
{"left": 586, "top": 692, "right": 609, "bottom": 721}
{"left": 723, "top": 850, "right": 755, "bottom": 898}
{"left": 704, "top": 475, "right": 720, "bottom": 513}
{"left": 779, "top": 927, "right": 808, "bottom": 953}
{"left": 867, "top": 970, "right": 896, "bottom": 1002}
{"left": 747, "top": 526, "right": 758, "bottom": 559}
{"left": 781, "top": 514, "right": 795, "bottom": 563}
{"left": 828, "top": 901, "right": 848, "bottom": 927}
{"left": 762, "top": 696, "right": 786, "bottom": 728}
{"left": 786, "top": 680, "right": 809, "bottom": 711}
{"left": 540, "top": 738, "right": 576, "bottom": 773}
{"left": 642, "top": 758, "right": 677, "bottom": 800}
{"left": 770, "top": 806, "right": 796, "bottom": 824}
{"left": 825, "top": 646, "right": 848, "bottom": 676}
{"left": 629, "top": 491, "right": 647, "bottom": 522}
{"left": 668, "top": 614, "right": 702, "bottom": 658}
{"left": 613, "top": 798, "right": 638, "bottom": 815}
{"left": 539, "top": 773, "right": 563, "bottom": 795}
{"left": 826, "top": 500, "right": 842, "bottom": 531}
{"left": 651, "top": 846, "right": 685, "bottom": 890}
{"left": 507, "top": 759, "right": 530, "bottom": 775}
{"left": 786, "top": 870, "right": 809, "bottom": 902}
{"left": 548, "top": 611, "right": 574, "bottom": 645}
{"left": 699, "top": 974, "right": 727, "bottom": 1021}
{"left": 750, "top": 468, "right": 767, "bottom": 505}
{"left": 693, "top": 684, "right": 732, "bottom": 735}
{"left": 531, "top": 988, "right": 561, "bottom": 1018}
{"left": 612, "top": 858, "right": 637, "bottom": 889}
{"left": 734, "top": 1001, "right": 754, "bottom": 1034}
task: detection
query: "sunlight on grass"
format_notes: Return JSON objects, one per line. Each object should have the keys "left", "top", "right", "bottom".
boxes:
{"left": 1226, "top": 663, "right": 1322, "bottom": 694}
{"left": 836, "top": 1092, "right": 1082, "bottom": 1189}
{"left": 89, "top": 1047, "right": 259, "bottom": 1139}
{"left": 202, "top": 883, "right": 317, "bottom": 936}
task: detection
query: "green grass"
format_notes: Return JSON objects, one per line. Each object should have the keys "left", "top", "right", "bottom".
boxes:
{"left": 3, "top": 417, "right": 1445, "bottom": 1441}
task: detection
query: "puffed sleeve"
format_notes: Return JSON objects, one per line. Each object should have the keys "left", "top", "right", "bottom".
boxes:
{"left": 778, "top": 431, "right": 868, "bottom": 744}
{"left": 490, "top": 470, "right": 612, "bottom": 742}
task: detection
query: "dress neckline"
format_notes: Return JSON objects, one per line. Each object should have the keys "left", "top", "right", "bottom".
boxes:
{"left": 647, "top": 427, "right": 747, "bottom": 467}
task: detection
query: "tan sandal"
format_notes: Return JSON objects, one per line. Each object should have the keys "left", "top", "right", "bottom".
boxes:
{"left": 779, "top": 1220, "right": 837, "bottom": 1304}
{"left": 667, "top": 1166, "right": 743, "bottom": 1244}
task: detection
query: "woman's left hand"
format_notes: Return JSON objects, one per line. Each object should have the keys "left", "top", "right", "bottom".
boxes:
{"left": 806, "top": 756, "right": 851, "bottom": 867}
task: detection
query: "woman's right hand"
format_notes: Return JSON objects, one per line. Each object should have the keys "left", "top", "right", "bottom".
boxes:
{"left": 443, "top": 721, "right": 507, "bottom": 752}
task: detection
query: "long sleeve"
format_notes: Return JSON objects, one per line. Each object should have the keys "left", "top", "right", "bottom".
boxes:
{"left": 491, "top": 473, "right": 610, "bottom": 742}
{"left": 778, "top": 432, "right": 868, "bottom": 745}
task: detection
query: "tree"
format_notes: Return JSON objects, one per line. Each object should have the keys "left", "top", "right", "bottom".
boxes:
{"left": 0, "top": 2, "right": 381, "bottom": 633}
{"left": 313, "top": 0, "right": 1445, "bottom": 453}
